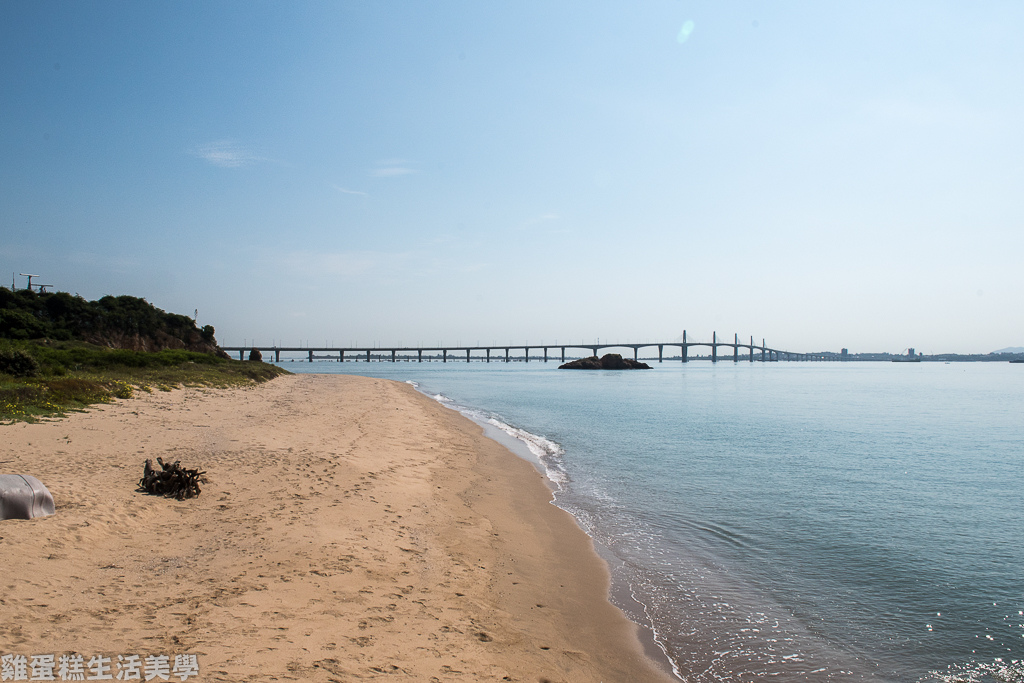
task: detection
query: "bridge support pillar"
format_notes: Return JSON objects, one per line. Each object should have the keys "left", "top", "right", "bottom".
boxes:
{"left": 366, "top": 349, "right": 370, "bottom": 362}
{"left": 682, "top": 331, "right": 688, "bottom": 363}
{"left": 712, "top": 332, "right": 717, "bottom": 363}
{"left": 276, "top": 349, "right": 281, "bottom": 362}
{"left": 339, "top": 350, "right": 344, "bottom": 363}
{"left": 392, "top": 349, "right": 396, "bottom": 362}
{"left": 525, "top": 347, "right": 529, "bottom": 363}
{"left": 561, "top": 347, "right": 565, "bottom": 363}
{"left": 734, "top": 334, "right": 739, "bottom": 362}
{"left": 592, "top": 347, "right": 598, "bottom": 358}
{"left": 505, "top": 348, "right": 509, "bottom": 363}
{"left": 466, "top": 349, "right": 470, "bottom": 363}
{"left": 486, "top": 348, "right": 490, "bottom": 363}
{"left": 418, "top": 349, "right": 422, "bottom": 363}
{"left": 238, "top": 350, "right": 244, "bottom": 360}
{"left": 308, "top": 350, "right": 313, "bottom": 363}
{"left": 443, "top": 349, "right": 447, "bottom": 363}
{"left": 544, "top": 347, "right": 548, "bottom": 362}
{"left": 658, "top": 345, "right": 663, "bottom": 362}
{"left": 634, "top": 347, "right": 638, "bottom": 361}
{"left": 750, "top": 336, "right": 754, "bottom": 362}
{"left": 761, "top": 341, "right": 765, "bottom": 362}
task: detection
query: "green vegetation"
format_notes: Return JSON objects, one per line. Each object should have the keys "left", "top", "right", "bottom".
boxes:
{"left": 0, "top": 287, "right": 288, "bottom": 422}
{"left": 0, "top": 339, "right": 287, "bottom": 422}
{"left": 0, "top": 287, "right": 217, "bottom": 349}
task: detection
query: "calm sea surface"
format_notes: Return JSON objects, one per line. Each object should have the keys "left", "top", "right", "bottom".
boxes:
{"left": 280, "top": 359, "right": 1023, "bottom": 682}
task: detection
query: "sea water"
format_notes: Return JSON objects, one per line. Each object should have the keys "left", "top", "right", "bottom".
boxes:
{"left": 279, "top": 359, "right": 1023, "bottom": 682}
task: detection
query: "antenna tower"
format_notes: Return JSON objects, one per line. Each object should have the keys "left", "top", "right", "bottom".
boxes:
{"left": 19, "top": 273, "right": 41, "bottom": 291}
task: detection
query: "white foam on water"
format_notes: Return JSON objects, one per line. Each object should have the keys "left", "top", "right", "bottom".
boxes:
{"left": 423, "top": 389, "right": 569, "bottom": 487}
{"left": 480, "top": 416, "right": 569, "bottom": 486}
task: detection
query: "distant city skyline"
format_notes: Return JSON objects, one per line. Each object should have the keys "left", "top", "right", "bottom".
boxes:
{"left": 3, "top": 1, "right": 1022, "bottom": 354}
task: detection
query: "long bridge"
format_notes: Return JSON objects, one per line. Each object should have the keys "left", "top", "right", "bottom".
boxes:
{"left": 223, "top": 332, "right": 828, "bottom": 363}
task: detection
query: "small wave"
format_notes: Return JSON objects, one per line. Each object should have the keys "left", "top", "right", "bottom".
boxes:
{"left": 481, "top": 416, "right": 569, "bottom": 486}
{"left": 418, "top": 389, "right": 568, "bottom": 487}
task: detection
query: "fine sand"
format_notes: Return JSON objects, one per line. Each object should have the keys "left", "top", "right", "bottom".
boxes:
{"left": 0, "top": 374, "right": 675, "bottom": 682}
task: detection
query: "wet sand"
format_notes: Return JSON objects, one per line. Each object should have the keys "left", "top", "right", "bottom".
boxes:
{"left": 0, "top": 374, "right": 674, "bottom": 682}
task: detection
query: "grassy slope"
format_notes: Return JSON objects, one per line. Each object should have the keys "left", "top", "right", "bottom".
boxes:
{"left": 0, "top": 340, "right": 288, "bottom": 422}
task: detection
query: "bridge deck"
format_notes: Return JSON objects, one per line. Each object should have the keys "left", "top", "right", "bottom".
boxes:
{"left": 222, "top": 335, "right": 823, "bottom": 362}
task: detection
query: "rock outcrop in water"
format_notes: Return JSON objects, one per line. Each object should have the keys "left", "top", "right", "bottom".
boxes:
{"left": 558, "top": 353, "right": 651, "bottom": 370}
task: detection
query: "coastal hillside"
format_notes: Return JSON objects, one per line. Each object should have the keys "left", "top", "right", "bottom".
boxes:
{"left": 0, "top": 287, "right": 223, "bottom": 355}
{"left": 0, "top": 287, "right": 286, "bottom": 421}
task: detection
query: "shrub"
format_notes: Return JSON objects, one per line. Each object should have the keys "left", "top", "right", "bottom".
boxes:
{"left": 110, "top": 381, "right": 133, "bottom": 399}
{"left": 0, "top": 347, "right": 40, "bottom": 377}
{"left": 44, "top": 378, "right": 110, "bottom": 404}
{"left": 0, "top": 309, "right": 50, "bottom": 340}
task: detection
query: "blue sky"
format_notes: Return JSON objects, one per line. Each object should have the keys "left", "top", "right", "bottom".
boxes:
{"left": 2, "top": 1, "right": 1021, "bottom": 353}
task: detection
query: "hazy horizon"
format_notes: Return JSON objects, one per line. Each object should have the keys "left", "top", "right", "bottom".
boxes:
{"left": 3, "top": 2, "right": 1022, "bottom": 355}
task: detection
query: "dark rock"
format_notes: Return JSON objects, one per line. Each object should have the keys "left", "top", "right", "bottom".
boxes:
{"left": 248, "top": 348, "right": 263, "bottom": 362}
{"left": 558, "top": 353, "right": 651, "bottom": 370}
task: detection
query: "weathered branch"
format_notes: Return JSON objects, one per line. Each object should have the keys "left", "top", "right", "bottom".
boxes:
{"left": 138, "top": 457, "right": 206, "bottom": 500}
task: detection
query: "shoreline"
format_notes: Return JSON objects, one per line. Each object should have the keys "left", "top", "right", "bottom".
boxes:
{"left": 0, "top": 374, "right": 674, "bottom": 681}
{"left": 422, "top": 384, "right": 679, "bottom": 680}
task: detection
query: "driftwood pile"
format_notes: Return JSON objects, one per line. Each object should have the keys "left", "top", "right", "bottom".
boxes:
{"left": 138, "top": 458, "right": 206, "bottom": 500}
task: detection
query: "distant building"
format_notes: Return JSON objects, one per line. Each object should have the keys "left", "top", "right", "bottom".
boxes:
{"left": 841, "top": 348, "right": 848, "bottom": 357}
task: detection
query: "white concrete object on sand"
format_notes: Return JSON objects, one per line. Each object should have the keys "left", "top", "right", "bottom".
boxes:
{"left": 0, "top": 474, "right": 56, "bottom": 520}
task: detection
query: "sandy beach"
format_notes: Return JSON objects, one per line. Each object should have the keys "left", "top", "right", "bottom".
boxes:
{"left": 0, "top": 374, "right": 674, "bottom": 682}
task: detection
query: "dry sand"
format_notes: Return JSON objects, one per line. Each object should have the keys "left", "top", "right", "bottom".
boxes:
{"left": 0, "top": 374, "right": 675, "bottom": 682}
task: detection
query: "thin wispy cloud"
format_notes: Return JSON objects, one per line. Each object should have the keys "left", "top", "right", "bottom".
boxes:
{"left": 371, "top": 159, "right": 417, "bottom": 177}
{"left": 333, "top": 185, "right": 368, "bottom": 196}
{"left": 857, "top": 98, "right": 979, "bottom": 128}
{"left": 518, "top": 212, "right": 560, "bottom": 230}
{"left": 68, "top": 251, "right": 142, "bottom": 271}
{"left": 267, "top": 249, "right": 414, "bottom": 281}
{"left": 372, "top": 167, "right": 415, "bottom": 177}
{"left": 190, "top": 140, "right": 265, "bottom": 168}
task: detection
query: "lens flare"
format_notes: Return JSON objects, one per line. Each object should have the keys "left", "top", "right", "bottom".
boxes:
{"left": 677, "top": 20, "right": 695, "bottom": 44}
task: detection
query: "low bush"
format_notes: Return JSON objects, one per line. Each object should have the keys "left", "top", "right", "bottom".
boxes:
{"left": 0, "top": 346, "right": 40, "bottom": 377}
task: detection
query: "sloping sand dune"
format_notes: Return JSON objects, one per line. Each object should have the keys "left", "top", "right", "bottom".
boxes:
{"left": 0, "top": 374, "right": 673, "bottom": 682}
